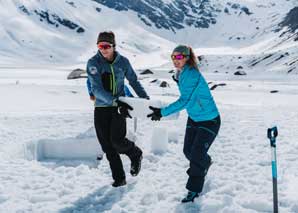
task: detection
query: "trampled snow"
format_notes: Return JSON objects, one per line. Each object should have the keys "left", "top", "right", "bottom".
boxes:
{"left": 1, "top": 0, "right": 298, "bottom": 212}
{"left": 0, "top": 65, "right": 298, "bottom": 212}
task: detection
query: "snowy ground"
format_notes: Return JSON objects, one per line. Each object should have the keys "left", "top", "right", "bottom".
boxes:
{"left": 1, "top": 67, "right": 298, "bottom": 213}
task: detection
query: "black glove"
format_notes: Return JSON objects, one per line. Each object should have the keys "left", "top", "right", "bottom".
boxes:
{"left": 147, "top": 106, "right": 162, "bottom": 121}
{"left": 116, "top": 100, "right": 133, "bottom": 118}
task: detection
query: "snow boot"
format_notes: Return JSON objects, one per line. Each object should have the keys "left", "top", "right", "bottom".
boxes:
{"left": 112, "top": 179, "right": 126, "bottom": 187}
{"left": 130, "top": 154, "right": 143, "bottom": 176}
{"left": 181, "top": 191, "right": 199, "bottom": 203}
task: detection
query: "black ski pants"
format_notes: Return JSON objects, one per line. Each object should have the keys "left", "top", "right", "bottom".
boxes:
{"left": 183, "top": 115, "right": 221, "bottom": 192}
{"left": 94, "top": 107, "right": 141, "bottom": 181}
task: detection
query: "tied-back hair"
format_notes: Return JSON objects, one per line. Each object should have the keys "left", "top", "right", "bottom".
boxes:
{"left": 186, "top": 47, "right": 199, "bottom": 71}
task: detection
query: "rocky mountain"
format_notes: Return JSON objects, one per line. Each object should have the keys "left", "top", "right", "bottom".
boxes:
{"left": 92, "top": 0, "right": 252, "bottom": 32}
{"left": 0, "top": 0, "right": 297, "bottom": 74}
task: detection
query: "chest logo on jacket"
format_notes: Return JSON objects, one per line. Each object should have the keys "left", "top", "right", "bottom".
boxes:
{"left": 90, "top": 66, "right": 98, "bottom": 75}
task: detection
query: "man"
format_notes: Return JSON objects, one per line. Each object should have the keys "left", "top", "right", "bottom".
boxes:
{"left": 86, "top": 31, "right": 149, "bottom": 187}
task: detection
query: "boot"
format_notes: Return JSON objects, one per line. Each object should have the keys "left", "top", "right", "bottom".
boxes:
{"left": 130, "top": 154, "right": 143, "bottom": 176}
{"left": 181, "top": 191, "right": 199, "bottom": 203}
{"left": 112, "top": 179, "right": 126, "bottom": 187}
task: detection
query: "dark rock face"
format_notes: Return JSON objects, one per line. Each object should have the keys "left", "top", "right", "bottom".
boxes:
{"left": 19, "top": 6, "right": 85, "bottom": 33}
{"left": 19, "top": 5, "right": 31, "bottom": 15}
{"left": 278, "top": 7, "right": 298, "bottom": 41}
{"left": 92, "top": 0, "right": 252, "bottom": 32}
{"left": 250, "top": 54, "right": 274, "bottom": 67}
{"left": 34, "top": 10, "right": 85, "bottom": 33}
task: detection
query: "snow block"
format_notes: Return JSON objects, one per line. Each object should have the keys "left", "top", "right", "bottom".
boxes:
{"left": 118, "top": 97, "right": 179, "bottom": 120}
{"left": 25, "top": 127, "right": 103, "bottom": 161}
{"left": 151, "top": 126, "right": 168, "bottom": 154}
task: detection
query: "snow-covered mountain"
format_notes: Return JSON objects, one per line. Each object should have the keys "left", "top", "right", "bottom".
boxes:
{"left": 0, "top": 0, "right": 297, "bottom": 73}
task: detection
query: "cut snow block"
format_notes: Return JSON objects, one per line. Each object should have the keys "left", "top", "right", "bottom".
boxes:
{"left": 168, "top": 130, "right": 179, "bottom": 143}
{"left": 25, "top": 127, "right": 103, "bottom": 161}
{"left": 118, "top": 97, "right": 179, "bottom": 120}
{"left": 37, "top": 138, "right": 102, "bottom": 161}
{"left": 151, "top": 126, "right": 168, "bottom": 154}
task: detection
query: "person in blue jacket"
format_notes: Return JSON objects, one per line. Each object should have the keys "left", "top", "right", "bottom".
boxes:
{"left": 147, "top": 45, "right": 221, "bottom": 202}
{"left": 87, "top": 31, "right": 149, "bottom": 187}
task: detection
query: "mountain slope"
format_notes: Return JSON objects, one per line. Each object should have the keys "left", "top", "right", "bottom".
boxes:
{"left": 0, "top": 0, "right": 297, "bottom": 73}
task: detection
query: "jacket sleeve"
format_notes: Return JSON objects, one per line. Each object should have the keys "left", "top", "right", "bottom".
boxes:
{"left": 161, "top": 70, "right": 200, "bottom": 117}
{"left": 125, "top": 59, "right": 149, "bottom": 99}
{"left": 86, "top": 60, "right": 115, "bottom": 105}
{"left": 86, "top": 77, "right": 94, "bottom": 96}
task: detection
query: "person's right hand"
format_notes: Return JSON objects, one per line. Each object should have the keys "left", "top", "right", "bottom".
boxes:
{"left": 116, "top": 100, "right": 133, "bottom": 118}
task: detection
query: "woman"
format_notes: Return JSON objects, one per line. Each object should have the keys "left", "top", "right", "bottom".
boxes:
{"left": 147, "top": 45, "right": 220, "bottom": 202}
{"left": 86, "top": 31, "right": 149, "bottom": 187}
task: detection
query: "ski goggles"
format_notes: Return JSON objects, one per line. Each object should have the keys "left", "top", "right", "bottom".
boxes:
{"left": 171, "top": 54, "right": 188, "bottom": 60}
{"left": 98, "top": 43, "right": 113, "bottom": 50}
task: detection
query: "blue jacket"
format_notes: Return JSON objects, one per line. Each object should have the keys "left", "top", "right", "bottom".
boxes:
{"left": 86, "top": 51, "right": 148, "bottom": 107}
{"left": 87, "top": 79, "right": 134, "bottom": 97}
{"left": 161, "top": 65, "right": 219, "bottom": 122}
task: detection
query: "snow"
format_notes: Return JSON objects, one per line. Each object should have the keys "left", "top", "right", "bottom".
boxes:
{"left": 1, "top": 65, "right": 298, "bottom": 212}
{"left": 1, "top": 0, "right": 298, "bottom": 212}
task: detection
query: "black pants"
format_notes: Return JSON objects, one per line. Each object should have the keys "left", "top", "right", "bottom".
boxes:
{"left": 94, "top": 107, "right": 142, "bottom": 181}
{"left": 183, "top": 115, "right": 221, "bottom": 192}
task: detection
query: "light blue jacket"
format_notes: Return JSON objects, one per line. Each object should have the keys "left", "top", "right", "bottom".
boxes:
{"left": 161, "top": 65, "right": 219, "bottom": 122}
{"left": 86, "top": 51, "right": 149, "bottom": 107}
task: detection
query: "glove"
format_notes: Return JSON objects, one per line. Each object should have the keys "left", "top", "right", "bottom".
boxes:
{"left": 116, "top": 100, "right": 133, "bottom": 118}
{"left": 147, "top": 106, "right": 162, "bottom": 121}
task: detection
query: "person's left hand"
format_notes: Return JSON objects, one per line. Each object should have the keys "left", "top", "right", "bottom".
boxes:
{"left": 147, "top": 106, "right": 162, "bottom": 121}
{"left": 116, "top": 100, "right": 133, "bottom": 118}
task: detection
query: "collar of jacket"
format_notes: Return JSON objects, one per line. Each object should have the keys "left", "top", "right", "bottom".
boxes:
{"left": 181, "top": 64, "right": 191, "bottom": 72}
{"left": 96, "top": 50, "right": 121, "bottom": 64}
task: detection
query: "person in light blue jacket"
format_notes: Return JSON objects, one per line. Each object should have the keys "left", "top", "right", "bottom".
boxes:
{"left": 87, "top": 31, "right": 149, "bottom": 187}
{"left": 147, "top": 45, "right": 221, "bottom": 203}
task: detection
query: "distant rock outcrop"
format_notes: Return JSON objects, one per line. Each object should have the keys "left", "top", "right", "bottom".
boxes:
{"left": 67, "top": 69, "right": 87, "bottom": 79}
{"left": 234, "top": 71, "right": 247, "bottom": 75}
{"left": 160, "top": 81, "right": 170, "bottom": 88}
{"left": 210, "top": 83, "right": 227, "bottom": 90}
{"left": 19, "top": 6, "right": 85, "bottom": 33}
{"left": 140, "top": 69, "right": 154, "bottom": 75}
